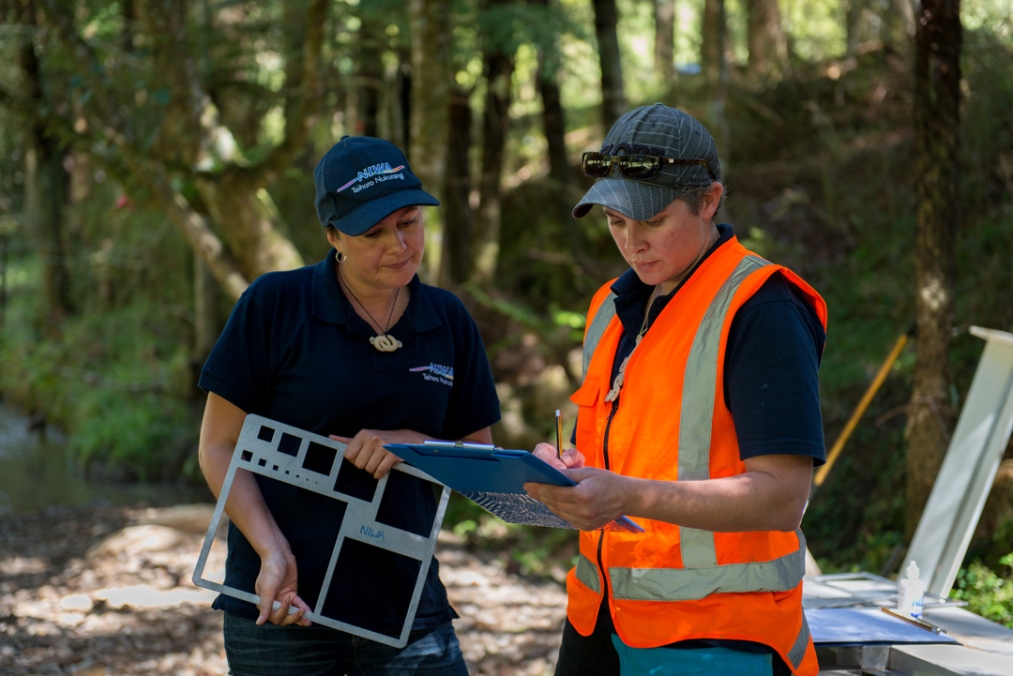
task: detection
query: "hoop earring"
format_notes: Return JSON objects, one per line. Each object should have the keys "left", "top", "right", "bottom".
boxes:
{"left": 335, "top": 250, "right": 346, "bottom": 263}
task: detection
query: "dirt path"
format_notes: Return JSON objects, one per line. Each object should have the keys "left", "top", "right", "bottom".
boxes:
{"left": 0, "top": 504, "right": 566, "bottom": 675}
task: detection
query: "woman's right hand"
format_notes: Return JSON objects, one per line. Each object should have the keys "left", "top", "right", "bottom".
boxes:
{"left": 331, "top": 429, "right": 412, "bottom": 479}
{"left": 532, "top": 442, "right": 585, "bottom": 471}
{"left": 255, "top": 547, "right": 312, "bottom": 627}
{"left": 200, "top": 393, "right": 312, "bottom": 627}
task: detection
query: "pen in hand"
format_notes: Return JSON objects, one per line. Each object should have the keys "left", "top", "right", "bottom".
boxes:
{"left": 555, "top": 409, "right": 563, "bottom": 460}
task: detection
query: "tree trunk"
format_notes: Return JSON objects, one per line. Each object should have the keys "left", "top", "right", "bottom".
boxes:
{"left": 19, "top": 1, "right": 73, "bottom": 316}
{"left": 472, "top": 3, "right": 514, "bottom": 284}
{"left": 746, "top": 0, "right": 787, "bottom": 79}
{"left": 702, "top": 0, "right": 731, "bottom": 181}
{"left": 409, "top": 0, "right": 453, "bottom": 282}
{"left": 136, "top": 0, "right": 307, "bottom": 282}
{"left": 844, "top": 0, "right": 872, "bottom": 57}
{"left": 140, "top": 0, "right": 323, "bottom": 279}
{"left": 121, "top": 0, "right": 134, "bottom": 53}
{"left": 138, "top": 162, "right": 250, "bottom": 301}
{"left": 192, "top": 252, "right": 221, "bottom": 391}
{"left": 4, "top": 0, "right": 328, "bottom": 302}
{"left": 356, "top": 4, "right": 385, "bottom": 137}
{"left": 528, "top": 0, "right": 579, "bottom": 256}
{"left": 28, "top": 140, "right": 74, "bottom": 316}
{"left": 701, "top": 0, "right": 727, "bottom": 84}
{"left": 441, "top": 89, "right": 473, "bottom": 285}
{"left": 396, "top": 47, "right": 412, "bottom": 154}
{"left": 539, "top": 53, "right": 585, "bottom": 260}
{"left": 883, "top": 0, "right": 915, "bottom": 58}
{"left": 136, "top": 0, "right": 204, "bottom": 167}
{"left": 196, "top": 172, "right": 305, "bottom": 280}
{"left": 906, "top": 0, "right": 961, "bottom": 538}
{"left": 539, "top": 66, "right": 569, "bottom": 190}
{"left": 591, "top": 0, "right": 627, "bottom": 128}
{"left": 654, "top": 0, "right": 676, "bottom": 87}
{"left": 529, "top": 0, "right": 569, "bottom": 190}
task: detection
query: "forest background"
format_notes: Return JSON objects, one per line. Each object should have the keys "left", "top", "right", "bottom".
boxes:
{"left": 0, "top": 0, "right": 1011, "bottom": 628}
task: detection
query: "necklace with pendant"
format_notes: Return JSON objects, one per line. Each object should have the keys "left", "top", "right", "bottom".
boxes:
{"left": 605, "top": 286, "right": 656, "bottom": 402}
{"left": 339, "top": 274, "right": 403, "bottom": 353}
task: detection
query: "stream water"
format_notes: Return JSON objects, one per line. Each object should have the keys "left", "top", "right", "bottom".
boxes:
{"left": 0, "top": 402, "right": 211, "bottom": 514}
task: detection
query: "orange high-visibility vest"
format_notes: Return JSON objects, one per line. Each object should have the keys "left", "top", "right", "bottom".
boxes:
{"left": 568, "top": 235, "right": 826, "bottom": 676}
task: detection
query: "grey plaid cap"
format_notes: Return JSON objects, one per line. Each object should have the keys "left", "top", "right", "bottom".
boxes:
{"left": 573, "top": 104, "right": 721, "bottom": 220}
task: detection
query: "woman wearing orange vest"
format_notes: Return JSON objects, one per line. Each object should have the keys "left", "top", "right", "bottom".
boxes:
{"left": 525, "top": 104, "right": 827, "bottom": 676}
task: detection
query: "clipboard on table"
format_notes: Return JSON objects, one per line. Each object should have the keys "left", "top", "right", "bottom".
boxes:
{"left": 384, "top": 442, "right": 644, "bottom": 533}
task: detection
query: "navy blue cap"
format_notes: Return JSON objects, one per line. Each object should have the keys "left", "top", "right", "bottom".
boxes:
{"left": 313, "top": 136, "right": 440, "bottom": 236}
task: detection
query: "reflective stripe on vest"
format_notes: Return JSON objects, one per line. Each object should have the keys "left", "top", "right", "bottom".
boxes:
{"left": 575, "top": 553, "right": 601, "bottom": 594}
{"left": 582, "top": 291, "right": 617, "bottom": 380}
{"left": 582, "top": 255, "right": 806, "bottom": 603}
{"left": 678, "top": 255, "right": 767, "bottom": 567}
{"left": 610, "top": 528, "right": 807, "bottom": 601}
{"left": 788, "top": 612, "right": 813, "bottom": 670}
{"left": 578, "top": 548, "right": 811, "bottom": 671}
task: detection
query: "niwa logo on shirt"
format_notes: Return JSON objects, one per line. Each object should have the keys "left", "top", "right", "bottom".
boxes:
{"left": 409, "top": 363, "right": 454, "bottom": 387}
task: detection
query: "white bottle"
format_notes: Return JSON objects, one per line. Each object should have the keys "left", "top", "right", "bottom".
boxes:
{"left": 898, "top": 560, "right": 925, "bottom": 620}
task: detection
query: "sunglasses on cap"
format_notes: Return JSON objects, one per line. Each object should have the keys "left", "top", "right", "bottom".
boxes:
{"left": 581, "top": 151, "right": 717, "bottom": 182}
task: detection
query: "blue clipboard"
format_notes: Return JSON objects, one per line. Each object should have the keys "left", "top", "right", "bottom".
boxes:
{"left": 385, "top": 442, "right": 644, "bottom": 533}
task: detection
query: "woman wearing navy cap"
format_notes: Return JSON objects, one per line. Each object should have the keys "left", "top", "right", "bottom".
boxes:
{"left": 198, "top": 136, "right": 500, "bottom": 675}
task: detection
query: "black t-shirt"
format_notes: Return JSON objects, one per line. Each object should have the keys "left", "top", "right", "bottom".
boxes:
{"left": 606, "top": 223, "right": 827, "bottom": 464}
{"left": 199, "top": 253, "right": 501, "bottom": 634}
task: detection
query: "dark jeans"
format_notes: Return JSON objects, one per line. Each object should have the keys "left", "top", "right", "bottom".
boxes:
{"left": 223, "top": 613, "right": 469, "bottom": 676}
{"left": 554, "top": 617, "right": 619, "bottom": 675}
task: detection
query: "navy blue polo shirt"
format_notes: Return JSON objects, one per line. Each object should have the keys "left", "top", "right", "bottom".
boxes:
{"left": 199, "top": 252, "right": 501, "bottom": 636}
{"left": 606, "top": 224, "right": 827, "bottom": 465}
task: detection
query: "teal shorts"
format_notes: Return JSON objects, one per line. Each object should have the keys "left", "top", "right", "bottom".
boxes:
{"left": 611, "top": 635, "right": 774, "bottom": 675}
{"left": 554, "top": 617, "right": 785, "bottom": 676}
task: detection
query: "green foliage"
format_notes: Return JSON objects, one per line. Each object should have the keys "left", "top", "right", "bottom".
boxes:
{"left": 267, "top": 165, "right": 333, "bottom": 263}
{"left": 785, "top": 0, "right": 848, "bottom": 62}
{"left": 465, "top": 282, "right": 582, "bottom": 339}
{"left": 461, "top": 279, "right": 585, "bottom": 409}
{"left": 951, "top": 555, "right": 1013, "bottom": 629}
{"left": 718, "top": 23, "right": 1013, "bottom": 577}
{"left": 476, "top": 2, "right": 542, "bottom": 57}
{"left": 1, "top": 0, "right": 1012, "bottom": 631}
{"left": 520, "top": 0, "right": 592, "bottom": 74}
{"left": 0, "top": 186, "right": 202, "bottom": 481}
{"left": 803, "top": 407, "right": 909, "bottom": 571}
{"left": 71, "top": 390, "right": 195, "bottom": 481}
{"left": 0, "top": 286, "right": 201, "bottom": 480}
{"left": 0, "top": 118, "right": 24, "bottom": 216}
{"left": 497, "top": 176, "right": 625, "bottom": 315}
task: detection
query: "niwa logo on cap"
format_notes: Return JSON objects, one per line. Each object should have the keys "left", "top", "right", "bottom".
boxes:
{"left": 336, "top": 162, "right": 407, "bottom": 195}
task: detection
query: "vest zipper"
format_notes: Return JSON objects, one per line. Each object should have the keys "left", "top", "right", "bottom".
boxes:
{"left": 602, "top": 396, "right": 619, "bottom": 471}
{"left": 597, "top": 396, "right": 621, "bottom": 609}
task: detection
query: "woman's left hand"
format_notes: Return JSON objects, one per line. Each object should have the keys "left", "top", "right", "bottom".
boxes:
{"left": 330, "top": 429, "right": 418, "bottom": 478}
{"left": 525, "top": 466, "right": 631, "bottom": 531}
